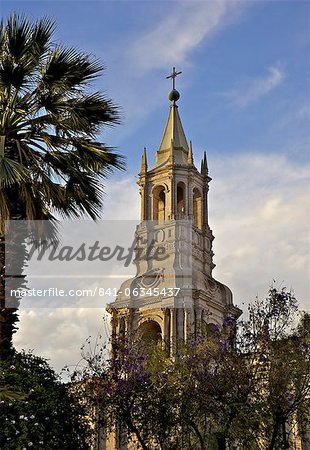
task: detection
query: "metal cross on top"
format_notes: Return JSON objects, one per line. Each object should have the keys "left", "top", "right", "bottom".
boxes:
{"left": 166, "top": 67, "right": 182, "bottom": 90}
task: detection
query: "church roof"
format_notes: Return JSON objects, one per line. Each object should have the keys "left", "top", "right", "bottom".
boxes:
{"left": 152, "top": 96, "right": 189, "bottom": 169}
{"left": 159, "top": 101, "right": 189, "bottom": 153}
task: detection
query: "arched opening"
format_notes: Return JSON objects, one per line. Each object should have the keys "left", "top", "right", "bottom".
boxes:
{"left": 139, "top": 320, "right": 162, "bottom": 344}
{"left": 177, "top": 182, "right": 185, "bottom": 216}
{"left": 193, "top": 188, "right": 202, "bottom": 229}
{"left": 153, "top": 185, "right": 166, "bottom": 221}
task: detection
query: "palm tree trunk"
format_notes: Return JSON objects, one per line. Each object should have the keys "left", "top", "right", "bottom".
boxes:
{"left": 0, "top": 225, "right": 27, "bottom": 359}
{"left": 0, "top": 235, "right": 15, "bottom": 358}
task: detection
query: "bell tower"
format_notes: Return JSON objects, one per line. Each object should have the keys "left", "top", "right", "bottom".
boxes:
{"left": 107, "top": 69, "right": 241, "bottom": 352}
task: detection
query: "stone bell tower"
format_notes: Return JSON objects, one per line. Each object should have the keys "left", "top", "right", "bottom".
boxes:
{"left": 107, "top": 69, "right": 241, "bottom": 351}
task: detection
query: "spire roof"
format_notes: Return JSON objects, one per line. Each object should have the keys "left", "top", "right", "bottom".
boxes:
{"left": 187, "top": 141, "right": 194, "bottom": 165}
{"left": 158, "top": 102, "right": 189, "bottom": 153}
{"left": 150, "top": 68, "right": 194, "bottom": 169}
{"left": 201, "top": 151, "right": 208, "bottom": 176}
{"left": 152, "top": 96, "right": 189, "bottom": 168}
{"left": 140, "top": 147, "right": 147, "bottom": 174}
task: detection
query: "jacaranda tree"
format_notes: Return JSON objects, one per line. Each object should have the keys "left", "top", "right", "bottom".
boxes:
{"left": 0, "top": 13, "right": 124, "bottom": 357}
{"left": 73, "top": 288, "right": 310, "bottom": 450}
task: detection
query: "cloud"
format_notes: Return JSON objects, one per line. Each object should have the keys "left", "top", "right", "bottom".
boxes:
{"left": 14, "top": 308, "right": 111, "bottom": 376}
{"left": 210, "top": 152, "right": 309, "bottom": 310}
{"left": 223, "top": 65, "right": 285, "bottom": 108}
{"left": 129, "top": 1, "right": 248, "bottom": 73}
{"left": 103, "top": 176, "right": 140, "bottom": 220}
{"left": 13, "top": 153, "right": 309, "bottom": 374}
{"left": 101, "top": 1, "right": 251, "bottom": 146}
{"left": 277, "top": 101, "right": 310, "bottom": 129}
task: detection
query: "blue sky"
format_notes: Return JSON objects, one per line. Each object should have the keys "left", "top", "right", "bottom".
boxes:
{"left": 1, "top": 1, "right": 310, "bottom": 373}
{"left": 1, "top": 1, "right": 309, "bottom": 168}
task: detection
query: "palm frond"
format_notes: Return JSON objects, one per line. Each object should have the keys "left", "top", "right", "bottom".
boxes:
{"left": 29, "top": 16, "right": 55, "bottom": 61}
{"left": 0, "top": 156, "right": 29, "bottom": 187}
{"left": 41, "top": 46, "right": 103, "bottom": 93}
{"left": 5, "top": 13, "right": 32, "bottom": 61}
{"left": 0, "top": 12, "right": 125, "bottom": 225}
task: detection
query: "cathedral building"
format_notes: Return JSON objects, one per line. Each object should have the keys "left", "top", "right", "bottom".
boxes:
{"left": 107, "top": 69, "right": 242, "bottom": 354}
{"left": 103, "top": 71, "right": 308, "bottom": 450}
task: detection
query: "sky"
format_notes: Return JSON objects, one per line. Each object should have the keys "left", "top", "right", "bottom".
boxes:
{"left": 1, "top": 0, "right": 310, "bottom": 375}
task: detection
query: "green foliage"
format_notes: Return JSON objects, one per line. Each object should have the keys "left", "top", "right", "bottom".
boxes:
{"left": 0, "top": 13, "right": 124, "bottom": 224}
{"left": 0, "top": 13, "right": 124, "bottom": 356}
{"left": 73, "top": 288, "right": 310, "bottom": 450}
{"left": 0, "top": 351, "right": 90, "bottom": 450}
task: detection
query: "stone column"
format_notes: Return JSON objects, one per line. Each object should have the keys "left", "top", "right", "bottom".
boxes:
{"left": 168, "top": 173, "right": 174, "bottom": 220}
{"left": 185, "top": 308, "right": 193, "bottom": 340}
{"left": 150, "top": 193, "right": 154, "bottom": 221}
{"left": 163, "top": 308, "right": 171, "bottom": 355}
{"left": 194, "top": 307, "right": 202, "bottom": 337}
{"left": 184, "top": 309, "right": 188, "bottom": 341}
{"left": 140, "top": 184, "right": 145, "bottom": 221}
{"left": 188, "top": 175, "right": 193, "bottom": 218}
{"left": 170, "top": 308, "right": 177, "bottom": 355}
{"left": 177, "top": 308, "right": 184, "bottom": 342}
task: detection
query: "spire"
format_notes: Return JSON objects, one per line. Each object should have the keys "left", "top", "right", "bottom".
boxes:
{"left": 200, "top": 157, "right": 204, "bottom": 174}
{"left": 204, "top": 151, "right": 208, "bottom": 174}
{"left": 158, "top": 101, "right": 189, "bottom": 154}
{"left": 151, "top": 68, "right": 193, "bottom": 169}
{"left": 187, "top": 141, "right": 194, "bottom": 165}
{"left": 153, "top": 96, "right": 189, "bottom": 167}
{"left": 140, "top": 147, "right": 148, "bottom": 174}
{"left": 201, "top": 151, "right": 208, "bottom": 176}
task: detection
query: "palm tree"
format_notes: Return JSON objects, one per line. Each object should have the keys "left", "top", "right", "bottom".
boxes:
{"left": 0, "top": 14, "right": 124, "bottom": 357}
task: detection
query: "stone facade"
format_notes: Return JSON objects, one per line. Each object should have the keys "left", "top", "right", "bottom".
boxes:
{"left": 103, "top": 86, "right": 308, "bottom": 450}
{"left": 107, "top": 89, "right": 241, "bottom": 355}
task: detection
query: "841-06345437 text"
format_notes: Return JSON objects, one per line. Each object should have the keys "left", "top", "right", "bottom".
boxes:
{"left": 10, "top": 287, "right": 181, "bottom": 298}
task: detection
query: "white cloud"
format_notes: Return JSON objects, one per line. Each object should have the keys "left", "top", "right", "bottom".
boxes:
{"left": 14, "top": 308, "right": 111, "bottom": 376}
{"left": 129, "top": 1, "right": 247, "bottom": 72}
{"left": 102, "top": 176, "right": 140, "bottom": 220}
{"left": 210, "top": 152, "right": 309, "bottom": 310}
{"left": 277, "top": 101, "right": 310, "bottom": 129}
{"left": 102, "top": 1, "right": 250, "bottom": 145}
{"left": 14, "top": 152, "right": 310, "bottom": 374}
{"left": 223, "top": 65, "right": 285, "bottom": 108}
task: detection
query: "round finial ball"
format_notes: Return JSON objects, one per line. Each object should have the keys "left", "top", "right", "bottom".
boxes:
{"left": 168, "top": 89, "right": 180, "bottom": 102}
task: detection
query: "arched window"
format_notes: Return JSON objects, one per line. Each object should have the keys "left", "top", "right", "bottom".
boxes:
{"left": 153, "top": 185, "right": 166, "bottom": 221}
{"left": 193, "top": 188, "right": 202, "bottom": 229}
{"left": 177, "top": 182, "right": 185, "bottom": 216}
{"left": 139, "top": 320, "right": 162, "bottom": 344}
